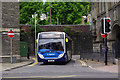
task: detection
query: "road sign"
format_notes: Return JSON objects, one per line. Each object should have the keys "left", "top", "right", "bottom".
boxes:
{"left": 8, "top": 30, "right": 14, "bottom": 64}
{"left": 101, "top": 32, "right": 109, "bottom": 38}
{"left": 8, "top": 30, "right": 15, "bottom": 38}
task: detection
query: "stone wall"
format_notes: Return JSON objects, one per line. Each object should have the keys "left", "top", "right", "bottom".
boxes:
{"left": 0, "top": 2, "right": 2, "bottom": 28}
{"left": 0, "top": 2, "right": 2, "bottom": 63}
{"left": 1, "top": 2, "right": 20, "bottom": 63}
{"left": 91, "top": 2, "right": 120, "bottom": 59}
{"left": 2, "top": 2, "right": 19, "bottom": 28}
{"left": 91, "top": 2, "right": 120, "bottom": 41}
{"left": 118, "top": 3, "right": 120, "bottom": 26}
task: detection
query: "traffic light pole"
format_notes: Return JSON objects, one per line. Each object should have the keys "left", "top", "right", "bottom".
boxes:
{"left": 104, "top": 34, "right": 108, "bottom": 65}
{"left": 101, "top": 17, "right": 111, "bottom": 65}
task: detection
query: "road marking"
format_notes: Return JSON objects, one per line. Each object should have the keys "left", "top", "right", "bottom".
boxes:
{"left": 73, "top": 59, "right": 87, "bottom": 67}
{"left": 51, "top": 75, "right": 79, "bottom": 78}
{"left": 2, "top": 75, "right": 118, "bottom": 78}
{"left": 2, "top": 75, "right": 78, "bottom": 78}
{"left": 29, "top": 58, "right": 38, "bottom": 66}
{"left": 78, "top": 60, "right": 87, "bottom": 67}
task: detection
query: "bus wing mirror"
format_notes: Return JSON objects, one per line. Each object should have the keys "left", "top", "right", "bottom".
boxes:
{"left": 66, "top": 38, "right": 68, "bottom": 42}
{"left": 36, "top": 39, "right": 38, "bottom": 43}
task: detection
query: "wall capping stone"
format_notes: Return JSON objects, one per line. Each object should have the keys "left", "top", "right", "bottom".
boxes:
{"left": 0, "top": 28, "right": 20, "bottom": 32}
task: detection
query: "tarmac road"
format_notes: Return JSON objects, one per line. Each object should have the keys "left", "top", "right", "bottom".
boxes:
{"left": 1, "top": 58, "right": 118, "bottom": 80}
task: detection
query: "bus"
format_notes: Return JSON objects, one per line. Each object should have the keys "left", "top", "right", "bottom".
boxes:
{"left": 37, "top": 32, "right": 72, "bottom": 63}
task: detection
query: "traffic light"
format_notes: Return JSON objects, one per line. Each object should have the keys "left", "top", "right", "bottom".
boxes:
{"left": 104, "top": 18, "right": 111, "bottom": 33}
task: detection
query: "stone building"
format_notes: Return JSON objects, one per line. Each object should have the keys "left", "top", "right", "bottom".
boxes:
{"left": 0, "top": 2, "right": 20, "bottom": 62}
{"left": 91, "top": 2, "right": 120, "bottom": 58}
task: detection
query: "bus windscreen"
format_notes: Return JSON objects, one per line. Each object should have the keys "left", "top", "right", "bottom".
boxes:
{"left": 38, "top": 39, "right": 64, "bottom": 51}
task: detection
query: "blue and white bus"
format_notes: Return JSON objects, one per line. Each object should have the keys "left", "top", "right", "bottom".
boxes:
{"left": 37, "top": 32, "right": 72, "bottom": 63}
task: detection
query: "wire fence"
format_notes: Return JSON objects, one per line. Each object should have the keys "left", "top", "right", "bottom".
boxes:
{"left": 70, "top": 32, "right": 119, "bottom": 64}
{"left": 80, "top": 42, "right": 117, "bottom": 64}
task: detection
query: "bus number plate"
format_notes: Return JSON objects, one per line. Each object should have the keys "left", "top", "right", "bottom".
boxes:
{"left": 48, "top": 60, "right": 55, "bottom": 62}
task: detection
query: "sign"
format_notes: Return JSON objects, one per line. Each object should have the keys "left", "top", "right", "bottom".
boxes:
{"left": 101, "top": 32, "right": 109, "bottom": 38}
{"left": 8, "top": 29, "right": 14, "bottom": 64}
{"left": 8, "top": 30, "right": 15, "bottom": 38}
{"left": 40, "top": 33, "right": 62, "bottom": 38}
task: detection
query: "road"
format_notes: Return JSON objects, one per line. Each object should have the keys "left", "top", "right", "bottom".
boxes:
{"left": 2, "top": 58, "right": 118, "bottom": 80}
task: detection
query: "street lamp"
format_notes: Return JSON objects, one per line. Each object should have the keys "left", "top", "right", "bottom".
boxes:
{"left": 34, "top": 11, "right": 41, "bottom": 57}
{"left": 49, "top": 1, "right": 52, "bottom": 25}
{"left": 35, "top": 12, "right": 37, "bottom": 56}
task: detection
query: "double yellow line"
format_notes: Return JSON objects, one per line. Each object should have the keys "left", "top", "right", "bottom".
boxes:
{"left": 73, "top": 59, "right": 87, "bottom": 67}
{"left": 29, "top": 58, "right": 38, "bottom": 66}
{"left": 78, "top": 60, "right": 87, "bottom": 67}
{"left": 2, "top": 75, "right": 79, "bottom": 78}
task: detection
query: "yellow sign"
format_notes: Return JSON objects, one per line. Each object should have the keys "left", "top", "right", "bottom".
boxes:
{"left": 66, "top": 38, "right": 68, "bottom": 42}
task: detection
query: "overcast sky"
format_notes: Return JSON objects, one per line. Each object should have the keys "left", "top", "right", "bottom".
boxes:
{"left": 42, "top": 0, "right": 46, "bottom": 2}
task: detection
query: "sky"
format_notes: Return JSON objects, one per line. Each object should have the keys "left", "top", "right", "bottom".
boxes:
{"left": 42, "top": 0, "right": 46, "bottom": 5}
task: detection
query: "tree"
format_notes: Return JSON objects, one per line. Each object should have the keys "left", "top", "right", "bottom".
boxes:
{"left": 20, "top": 2, "right": 91, "bottom": 25}
{"left": 44, "top": 2, "right": 91, "bottom": 25}
{"left": 20, "top": 2, "right": 43, "bottom": 24}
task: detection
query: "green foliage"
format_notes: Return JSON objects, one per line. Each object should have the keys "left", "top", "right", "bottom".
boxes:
{"left": 46, "top": 2, "right": 91, "bottom": 25}
{"left": 20, "top": 2, "right": 43, "bottom": 24}
{"left": 20, "top": 2, "right": 91, "bottom": 25}
{"left": 85, "top": 22, "right": 89, "bottom": 25}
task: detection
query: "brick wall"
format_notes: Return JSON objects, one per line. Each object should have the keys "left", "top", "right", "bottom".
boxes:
{"left": 39, "top": 25, "right": 90, "bottom": 32}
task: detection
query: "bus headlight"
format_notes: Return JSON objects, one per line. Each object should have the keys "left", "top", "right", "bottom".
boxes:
{"left": 38, "top": 54, "right": 44, "bottom": 59}
{"left": 58, "top": 53, "right": 64, "bottom": 58}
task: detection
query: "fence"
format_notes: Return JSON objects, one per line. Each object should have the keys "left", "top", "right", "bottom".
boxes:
{"left": 80, "top": 40, "right": 117, "bottom": 64}
{"left": 69, "top": 32, "right": 117, "bottom": 64}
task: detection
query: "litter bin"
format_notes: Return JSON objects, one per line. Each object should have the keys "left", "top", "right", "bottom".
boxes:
{"left": 20, "top": 42, "right": 28, "bottom": 57}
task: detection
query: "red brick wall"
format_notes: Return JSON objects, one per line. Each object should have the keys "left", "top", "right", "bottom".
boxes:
{"left": 20, "top": 25, "right": 31, "bottom": 32}
{"left": 39, "top": 25, "right": 90, "bottom": 32}
{"left": 20, "top": 25, "right": 90, "bottom": 32}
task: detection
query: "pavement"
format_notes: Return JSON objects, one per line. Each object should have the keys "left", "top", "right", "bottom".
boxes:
{"left": 73, "top": 55, "right": 118, "bottom": 73}
{"left": 1, "top": 57, "right": 34, "bottom": 71}
{"left": 1, "top": 55, "right": 118, "bottom": 74}
{"left": 86, "top": 59, "right": 118, "bottom": 73}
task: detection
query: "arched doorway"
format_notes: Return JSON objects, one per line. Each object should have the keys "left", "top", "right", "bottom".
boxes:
{"left": 112, "top": 24, "right": 120, "bottom": 58}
